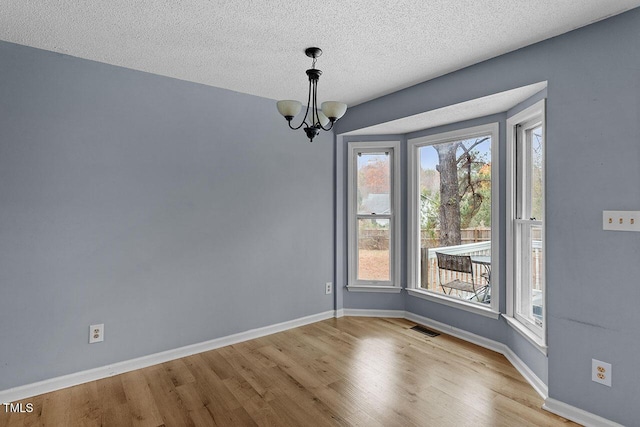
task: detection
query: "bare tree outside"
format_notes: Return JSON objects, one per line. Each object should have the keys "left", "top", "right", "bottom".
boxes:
{"left": 423, "top": 137, "right": 491, "bottom": 247}
{"left": 420, "top": 136, "right": 492, "bottom": 298}
{"left": 434, "top": 141, "right": 462, "bottom": 246}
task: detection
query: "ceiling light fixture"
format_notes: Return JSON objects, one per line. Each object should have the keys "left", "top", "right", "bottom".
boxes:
{"left": 276, "top": 47, "right": 347, "bottom": 142}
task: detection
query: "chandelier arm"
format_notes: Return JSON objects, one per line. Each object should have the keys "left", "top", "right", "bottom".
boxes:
{"left": 318, "top": 120, "right": 335, "bottom": 132}
{"left": 310, "top": 79, "right": 317, "bottom": 126}
{"left": 304, "top": 77, "right": 313, "bottom": 126}
{"left": 314, "top": 82, "right": 334, "bottom": 131}
{"left": 287, "top": 119, "right": 304, "bottom": 130}
{"left": 288, "top": 80, "right": 313, "bottom": 130}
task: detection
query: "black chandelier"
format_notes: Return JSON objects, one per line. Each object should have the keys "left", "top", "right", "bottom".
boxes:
{"left": 276, "top": 47, "right": 347, "bottom": 142}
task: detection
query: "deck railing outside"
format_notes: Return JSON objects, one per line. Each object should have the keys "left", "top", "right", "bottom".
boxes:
{"left": 420, "top": 242, "right": 492, "bottom": 295}
{"left": 420, "top": 239, "right": 543, "bottom": 308}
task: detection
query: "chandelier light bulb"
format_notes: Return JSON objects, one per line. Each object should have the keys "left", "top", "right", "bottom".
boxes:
{"left": 276, "top": 100, "right": 302, "bottom": 120}
{"left": 321, "top": 101, "right": 347, "bottom": 121}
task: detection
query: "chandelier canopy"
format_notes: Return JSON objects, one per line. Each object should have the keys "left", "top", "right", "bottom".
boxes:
{"left": 276, "top": 47, "right": 347, "bottom": 142}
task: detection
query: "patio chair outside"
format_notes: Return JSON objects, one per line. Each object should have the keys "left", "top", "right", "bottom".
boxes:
{"left": 435, "top": 252, "right": 488, "bottom": 302}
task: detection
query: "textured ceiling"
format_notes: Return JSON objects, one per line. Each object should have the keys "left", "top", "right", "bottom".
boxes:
{"left": 1, "top": 1, "right": 639, "bottom": 107}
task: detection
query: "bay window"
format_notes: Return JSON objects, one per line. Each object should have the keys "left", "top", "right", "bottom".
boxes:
{"left": 347, "top": 141, "right": 401, "bottom": 292}
{"left": 506, "top": 100, "right": 546, "bottom": 349}
{"left": 407, "top": 123, "right": 499, "bottom": 317}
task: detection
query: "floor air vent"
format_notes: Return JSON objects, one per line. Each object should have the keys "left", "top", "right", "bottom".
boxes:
{"left": 410, "top": 325, "right": 440, "bottom": 337}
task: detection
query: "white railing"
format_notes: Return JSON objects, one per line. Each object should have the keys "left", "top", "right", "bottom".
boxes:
{"left": 427, "top": 241, "right": 491, "bottom": 257}
{"left": 518, "top": 223, "right": 544, "bottom": 323}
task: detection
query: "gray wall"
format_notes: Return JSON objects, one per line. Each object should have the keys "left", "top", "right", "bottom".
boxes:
{"left": 0, "top": 41, "right": 335, "bottom": 390}
{"left": 336, "top": 8, "right": 640, "bottom": 425}
{"left": 2, "top": 7, "right": 639, "bottom": 423}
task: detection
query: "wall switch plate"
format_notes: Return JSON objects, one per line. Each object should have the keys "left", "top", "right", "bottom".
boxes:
{"left": 325, "top": 282, "right": 332, "bottom": 294}
{"left": 592, "top": 359, "right": 612, "bottom": 387}
{"left": 603, "top": 211, "right": 640, "bottom": 232}
{"left": 89, "top": 324, "right": 104, "bottom": 344}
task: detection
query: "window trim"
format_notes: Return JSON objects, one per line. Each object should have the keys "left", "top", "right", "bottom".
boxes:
{"left": 407, "top": 123, "right": 500, "bottom": 316}
{"left": 506, "top": 99, "right": 546, "bottom": 348}
{"left": 347, "top": 141, "right": 401, "bottom": 292}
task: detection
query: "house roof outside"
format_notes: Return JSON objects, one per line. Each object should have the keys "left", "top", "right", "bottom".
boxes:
{"left": 361, "top": 193, "right": 390, "bottom": 215}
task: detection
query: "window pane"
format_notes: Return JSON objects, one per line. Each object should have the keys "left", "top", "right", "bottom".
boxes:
{"left": 357, "top": 218, "right": 390, "bottom": 281}
{"left": 530, "top": 126, "right": 544, "bottom": 221}
{"left": 418, "top": 136, "right": 491, "bottom": 304}
{"left": 510, "top": 104, "right": 545, "bottom": 339}
{"left": 357, "top": 153, "right": 390, "bottom": 215}
{"left": 517, "top": 224, "right": 544, "bottom": 327}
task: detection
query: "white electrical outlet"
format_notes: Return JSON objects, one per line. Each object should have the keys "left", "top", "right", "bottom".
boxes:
{"left": 89, "top": 324, "right": 104, "bottom": 344}
{"left": 603, "top": 211, "right": 640, "bottom": 232}
{"left": 325, "top": 282, "right": 332, "bottom": 294}
{"left": 592, "top": 359, "right": 611, "bottom": 387}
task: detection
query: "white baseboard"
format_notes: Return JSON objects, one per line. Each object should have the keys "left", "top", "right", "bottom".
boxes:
{"left": 543, "top": 398, "right": 624, "bottom": 427}
{"left": 405, "top": 311, "right": 548, "bottom": 399}
{"left": 339, "top": 310, "right": 616, "bottom": 426}
{"left": 502, "top": 347, "right": 548, "bottom": 399}
{"left": 341, "top": 308, "right": 548, "bottom": 399}
{"left": 342, "top": 308, "right": 405, "bottom": 318}
{"left": 1, "top": 308, "right": 619, "bottom": 427}
{"left": 375, "top": 311, "right": 620, "bottom": 426}
{"left": 404, "top": 311, "right": 505, "bottom": 354}
{"left": 0, "top": 310, "right": 335, "bottom": 403}
{"left": 341, "top": 309, "right": 548, "bottom": 399}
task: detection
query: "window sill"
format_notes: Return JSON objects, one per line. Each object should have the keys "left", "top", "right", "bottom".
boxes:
{"left": 346, "top": 285, "right": 402, "bottom": 293}
{"left": 406, "top": 288, "right": 500, "bottom": 319}
{"left": 503, "top": 314, "right": 548, "bottom": 355}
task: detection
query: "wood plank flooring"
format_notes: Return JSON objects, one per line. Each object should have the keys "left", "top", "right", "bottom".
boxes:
{"left": 0, "top": 317, "right": 579, "bottom": 426}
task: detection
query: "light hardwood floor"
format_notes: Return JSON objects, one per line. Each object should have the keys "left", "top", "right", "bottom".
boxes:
{"left": 0, "top": 317, "right": 578, "bottom": 426}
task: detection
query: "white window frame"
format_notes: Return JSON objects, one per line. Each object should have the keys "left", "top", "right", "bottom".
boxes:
{"left": 505, "top": 99, "right": 547, "bottom": 353}
{"left": 406, "top": 123, "right": 500, "bottom": 318}
{"left": 347, "top": 141, "right": 401, "bottom": 293}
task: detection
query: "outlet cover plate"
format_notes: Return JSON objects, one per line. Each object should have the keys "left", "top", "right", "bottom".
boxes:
{"left": 603, "top": 210, "right": 640, "bottom": 232}
{"left": 592, "top": 359, "right": 612, "bottom": 387}
{"left": 89, "top": 323, "right": 104, "bottom": 344}
{"left": 325, "top": 282, "right": 332, "bottom": 295}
